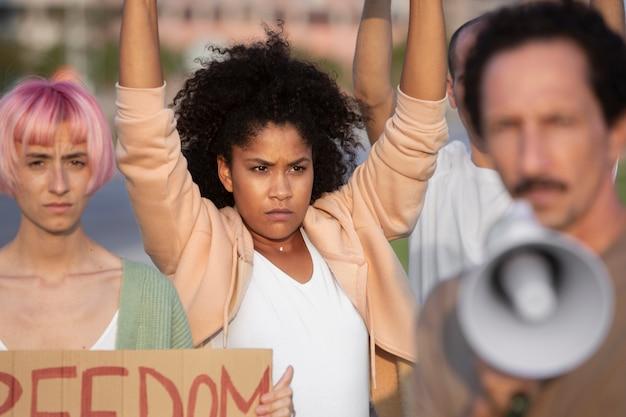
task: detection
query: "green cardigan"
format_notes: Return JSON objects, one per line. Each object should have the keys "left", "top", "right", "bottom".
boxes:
{"left": 116, "top": 260, "right": 192, "bottom": 349}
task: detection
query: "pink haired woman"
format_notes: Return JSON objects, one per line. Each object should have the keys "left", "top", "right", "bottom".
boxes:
{"left": 0, "top": 78, "right": 293, "bottom": 417}
{"left": 0, "top": 78, "right": 192, "bottom": 350}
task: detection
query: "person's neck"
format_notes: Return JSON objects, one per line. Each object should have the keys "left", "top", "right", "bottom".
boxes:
{"left": 564, "top": 177, "right": 626, "bottom": 255}
{"left": 8, "top": 218, "right": 95, "bottom": 282}
{"left": 469, "top": 141, "right": 495, "bottom": 169}
{"left": 250, "top": 227, "right": 306, "bottom": 257}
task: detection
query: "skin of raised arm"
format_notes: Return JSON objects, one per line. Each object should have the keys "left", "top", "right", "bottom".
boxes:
{"left": 353, "top": 0, "right": 396, "bottom": 143}
{"left": 591, "top": 0, "right": 626, "bottom": 37}
{"left": 119, "top": 0, "right": 164, "bottom": 88}
{"left": 400, "top": 0, "right": 447, "bottom": 101}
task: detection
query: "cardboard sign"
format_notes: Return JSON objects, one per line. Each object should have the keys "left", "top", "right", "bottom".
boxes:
{"left": 0, "top": 349, "right": 272, "bottom": 417}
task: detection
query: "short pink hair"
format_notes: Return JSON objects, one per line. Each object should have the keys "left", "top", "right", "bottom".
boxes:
{"left": 0, "top": 78, "right": 114, "bottom": 195}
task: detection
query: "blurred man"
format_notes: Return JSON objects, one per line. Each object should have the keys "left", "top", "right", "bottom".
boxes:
{"left": 353, "top": 0, "right": 624, "bottom": 304}
{"left": 415, "top": 2, "right": 626, "bottom": 416}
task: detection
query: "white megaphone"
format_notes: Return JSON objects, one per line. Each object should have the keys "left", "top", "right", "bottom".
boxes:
{"left": 458, "top": 201, "right": 614, "bottom": 379}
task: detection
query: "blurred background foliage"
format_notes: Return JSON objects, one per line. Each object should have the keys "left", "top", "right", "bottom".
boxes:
{"left": 0, "top": 40, "right": 184, "bottom": 92}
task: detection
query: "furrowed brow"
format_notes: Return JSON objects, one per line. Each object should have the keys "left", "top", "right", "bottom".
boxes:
{"left": 25, "top": 153, "right": 52, "bottom": 159}
{"left": 61, "top": 152, "right": 88, "bottom": 161}
{"left": 289, "top": 157, "right": 311, "bottom": 165}
{"left": 245, "top": 158, "right": 275, "bottom": 166}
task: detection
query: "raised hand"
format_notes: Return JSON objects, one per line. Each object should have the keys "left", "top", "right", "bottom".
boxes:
{"left": 255, "top": 366, "right": 294, "bottom": 417}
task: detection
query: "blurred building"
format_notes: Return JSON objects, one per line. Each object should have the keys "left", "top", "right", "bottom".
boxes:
{"left": 0, "top": 0, "right": 514, "bottom": 79}
{"left": 159, "top": 0, "right": 409, "bottom": 24}
{"left": 154, "top": 0, "right": 411, "bottom": 69}
{"left": 0, "top": 0, "right": 408, "bottom": 74}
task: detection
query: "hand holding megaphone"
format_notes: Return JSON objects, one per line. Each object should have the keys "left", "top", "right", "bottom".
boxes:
{"left": 458, "top": 201, "right": 614, "bottom": 379}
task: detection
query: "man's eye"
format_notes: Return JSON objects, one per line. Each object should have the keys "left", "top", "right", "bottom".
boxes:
{"left": 497, "top": 121, "right": 517, "bottom": 130}
{"left": 489, "top": 120, "right": 518, "bottom": 135}
{"left": 27, "top": 160, "right": 45, "bottom": 168}
{"left": 546, "top": 115, "right": 575, "bottom": 127}
{"left": 253, "top": 166, "right": 268, "bottom": 172}
{"left": 291, "top": 165, "right": 306, "bottom": 172}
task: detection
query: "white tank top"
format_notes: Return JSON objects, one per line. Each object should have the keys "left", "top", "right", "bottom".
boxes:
{"left": 0, "top": 311, "right": 118, "bottom": 351}
{"left": 212, "top": 231, "right": 370, "bottom": 417}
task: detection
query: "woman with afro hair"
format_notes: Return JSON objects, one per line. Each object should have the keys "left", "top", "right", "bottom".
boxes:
{"left": 116, "top": 0, "right": 447, "bottom": 416}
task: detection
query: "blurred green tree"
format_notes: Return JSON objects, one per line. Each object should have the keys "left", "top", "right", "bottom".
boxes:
{"left": 0, "top": 40, "right": 28, "bottom": 92}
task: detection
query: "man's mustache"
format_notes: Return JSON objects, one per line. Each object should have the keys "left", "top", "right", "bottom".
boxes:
{"left": 513, "top": 178, "right": 568, "bottom": 196}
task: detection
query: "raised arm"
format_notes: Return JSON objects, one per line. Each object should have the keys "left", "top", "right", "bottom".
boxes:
{"left": 324, "top": 0, "right": 448, "bottom": 241}
{"left": 401, "top": 0, "right": 447, "bottom": 101}
{"left": 353, "top": 0, "right": 396, "bottom": 143}
{"left": 116, "top": 0, "right": 207, "bottom": 275}
{"left": 119, "top": 0, "right": 163, "bottom": 88}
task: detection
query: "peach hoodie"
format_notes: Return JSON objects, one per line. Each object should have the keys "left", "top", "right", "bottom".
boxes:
{"left": 115, "top": 84, "right": 448, "bottom": 415}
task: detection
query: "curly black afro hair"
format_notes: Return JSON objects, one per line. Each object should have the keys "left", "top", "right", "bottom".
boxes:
{"left": 172, "top": 28, "right": 364, "bottom": 208}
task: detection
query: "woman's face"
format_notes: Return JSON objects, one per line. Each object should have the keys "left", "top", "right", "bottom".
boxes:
{"left": 218, "top": 122, "right": 314, "bottom": 243}
{"left": 13, "top": 124, "right": 91, "bottom": 235}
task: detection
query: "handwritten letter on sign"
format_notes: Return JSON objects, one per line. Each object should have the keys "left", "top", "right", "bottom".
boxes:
{"left": 0, "top": 349, "right": 272, "bottom": 417}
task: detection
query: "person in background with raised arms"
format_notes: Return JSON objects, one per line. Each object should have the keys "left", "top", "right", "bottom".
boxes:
{"left": 0, "top": 77, "right": 191, "bottom": 351}
{"left": 416, "top": 2, "right": 626, "bottom": 416}
{"left": 116, "top": 0, "right": 447, "bottom": 415}
{"left": 353, "top": 0, "right": 625, "bottom": 304}
{"left": 354, "top": 0, "right": 510, "bottom": 303}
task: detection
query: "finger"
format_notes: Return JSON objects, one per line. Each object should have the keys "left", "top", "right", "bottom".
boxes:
{"left": 257, "top": 407, "right": 291, "bottom": 417}
{"left": 261, "top": 366, "right": 294, "bottom": 403}
{"left": 255, "top": 397, "right": 292, "bottom": 416}
{"left": 263, "top": 386, "right": 293, "bottom": 401}
{"left": 274, "top": 366, "right": 294, "bottom": 390}
{"left": 269, "top": 407, "right": 292, "bottom": 417}
{"left": 465, "top": 397, "right": 494, "bottom": 417}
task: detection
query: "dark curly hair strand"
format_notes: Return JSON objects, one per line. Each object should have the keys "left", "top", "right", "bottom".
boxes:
{"left": 172, "top": 29, "right": 363, "bottom": 208}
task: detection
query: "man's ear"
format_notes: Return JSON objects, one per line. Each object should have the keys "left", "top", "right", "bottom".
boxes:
{"left": 447, "top": 74, "right": 457, "bottom": 109}
{"left": 608, "top": 112, "right": 626, "bottom": 165}
{"left": 217, "top": 156, "right": 233, "bottom": 192}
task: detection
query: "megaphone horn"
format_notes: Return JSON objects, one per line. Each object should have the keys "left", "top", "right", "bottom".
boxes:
{"left": 458, "top": 202, "right": 614, "bottom": 379}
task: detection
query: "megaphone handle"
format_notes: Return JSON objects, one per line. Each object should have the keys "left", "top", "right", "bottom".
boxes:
{"left": 504, "top": 392, "right": 531, "bottom": 417}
